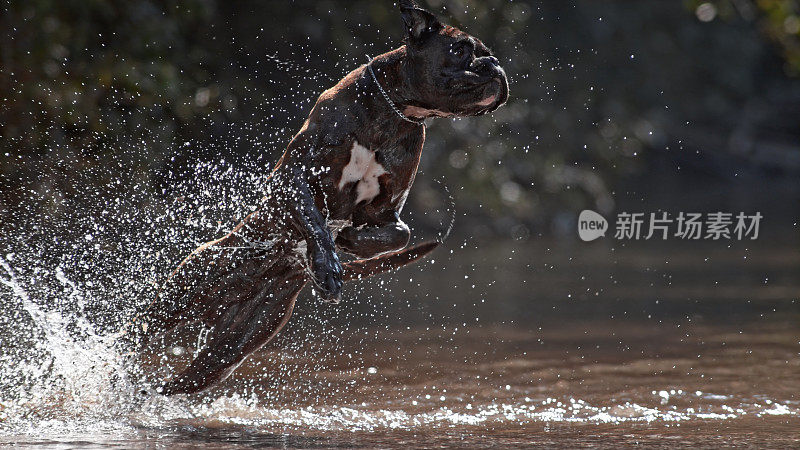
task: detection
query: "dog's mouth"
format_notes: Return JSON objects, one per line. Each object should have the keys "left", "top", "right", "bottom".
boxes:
{"left": 468, "top": 74, "right": 508, "bottom": 115}
{"left": 475, "top": 88, "right": 498, "bottom": 107}
{"left": 475, "top": 78, "right": 502, "bottom": 106}
{"left": 449, "top": 57, "right": 508, "bottom": 110}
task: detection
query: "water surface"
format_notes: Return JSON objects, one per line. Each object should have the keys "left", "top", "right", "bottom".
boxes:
{"left": 1, "top": 238, "right": 798, "bottom": 447}
{"left": 2, "top": 319, "right": 798, "bottom": 448}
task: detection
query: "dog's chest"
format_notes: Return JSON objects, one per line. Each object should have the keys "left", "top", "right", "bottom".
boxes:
{"left": 336, "top": 141, "right": 390, "bottom": 204}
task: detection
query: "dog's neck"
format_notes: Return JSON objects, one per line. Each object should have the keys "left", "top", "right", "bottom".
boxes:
{"left": 367, "top": 47, "right": 446, "bottom": 120}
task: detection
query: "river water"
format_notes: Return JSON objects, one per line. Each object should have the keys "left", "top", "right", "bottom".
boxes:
{"left": 2, "top": 321, "right": 799, "bottom": 447}
{"left": 1, "top": 236, "right": 798, "bottom": 447}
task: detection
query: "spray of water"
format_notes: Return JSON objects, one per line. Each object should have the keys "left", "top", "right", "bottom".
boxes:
{"left": 0, "top": 255, "right": 133, "bottom": 431}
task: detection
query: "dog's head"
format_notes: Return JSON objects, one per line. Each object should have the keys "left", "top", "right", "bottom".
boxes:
{"left": 398, "top": 0, "right": 509, "bottom": 118}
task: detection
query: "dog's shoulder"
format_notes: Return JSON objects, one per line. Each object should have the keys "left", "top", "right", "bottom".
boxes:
{"left": 317, "top": 65, "right": 365, "bottom": 108}
{"left": 300, "top": 67, "right": 368, "bottom": 147}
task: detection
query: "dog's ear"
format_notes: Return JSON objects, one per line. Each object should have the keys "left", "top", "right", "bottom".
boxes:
{"left": 399, "top": 0, "right": 442, "bottom": 43}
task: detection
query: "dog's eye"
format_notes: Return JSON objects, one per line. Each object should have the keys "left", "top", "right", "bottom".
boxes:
{"left": 452, "top": 45, "right": 470, "bottom": 59}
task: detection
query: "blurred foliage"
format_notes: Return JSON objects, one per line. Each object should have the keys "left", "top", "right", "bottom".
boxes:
{"left": 1, "top": 0, "right": 799, "bottom": 239}
{"left": 688, "top": 0, "right": 800, "bottom": 75}
{"left": 0, "top": 0, "right": 225, "bottom": 211}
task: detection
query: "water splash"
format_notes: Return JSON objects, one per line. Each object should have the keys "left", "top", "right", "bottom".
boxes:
{"left": 0, "top": 148, "right": 279, "bottom": 434}
{"left": 0, "top": 256, "right": 133, "bottom": 432}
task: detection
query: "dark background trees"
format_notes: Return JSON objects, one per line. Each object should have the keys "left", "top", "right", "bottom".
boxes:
{"left": 2, "top": 0, "right": 798, "bottom": 238}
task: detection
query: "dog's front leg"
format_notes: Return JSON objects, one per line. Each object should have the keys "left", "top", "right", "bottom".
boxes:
{"left": 279, "top": 167, "right": 343, "bottom": 302}
{"left": 336, "top": 210, "right": 410, "bottom": 259}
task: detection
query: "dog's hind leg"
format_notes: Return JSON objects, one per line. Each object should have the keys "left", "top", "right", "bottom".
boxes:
{"left": 342, "top": 241, "right": 439, "bottom": 281}
{"left": 159, "top": 277, "right": 307, "bottom": 395}
{"left": 127, "top": 223, "right": 286, "bottom": 350}
{"left": 157, "top": 241, "right": 438, "bottom": 395}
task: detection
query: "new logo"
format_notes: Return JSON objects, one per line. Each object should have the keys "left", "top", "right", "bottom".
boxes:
{"left": 578, "top": 210, "right": 608, "bottom": 241}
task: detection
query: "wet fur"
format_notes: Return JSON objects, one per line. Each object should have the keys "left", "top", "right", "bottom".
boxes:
{"left": 133, "top": 0, "right": 508, "bottom": 395}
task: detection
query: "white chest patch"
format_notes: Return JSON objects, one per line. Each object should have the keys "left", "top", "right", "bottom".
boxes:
{"left": 337, "top": 141, "right": 387, "bottom": 204}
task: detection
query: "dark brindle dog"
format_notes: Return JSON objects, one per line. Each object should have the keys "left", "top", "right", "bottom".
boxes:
{"left": 135, "top": 0, "right": 508, "bottom": 395}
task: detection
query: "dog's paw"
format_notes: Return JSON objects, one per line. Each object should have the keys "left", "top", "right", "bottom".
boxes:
{"left": 309, "top": 244, "right": 343, "bottom": 302}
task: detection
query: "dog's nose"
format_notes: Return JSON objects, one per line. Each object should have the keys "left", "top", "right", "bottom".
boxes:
{"left": 472, "top": 56, "right": 502, "bottom": 75}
